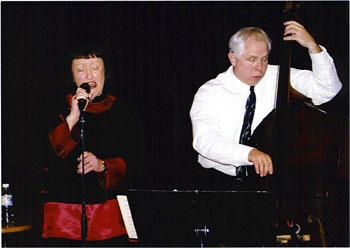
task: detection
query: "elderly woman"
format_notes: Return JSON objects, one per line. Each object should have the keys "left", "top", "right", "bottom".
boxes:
{"left": 42, "top": 43, "right": 143, "bottom": 247}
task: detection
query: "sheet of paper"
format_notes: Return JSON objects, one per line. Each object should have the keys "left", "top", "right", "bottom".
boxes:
{"left": 117, "top": 195, "right": 138, "bottom": 241}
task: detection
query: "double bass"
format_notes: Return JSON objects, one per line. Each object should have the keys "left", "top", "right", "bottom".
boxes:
{"left": 248, "top": 2, "right": 349, "bottom": 246}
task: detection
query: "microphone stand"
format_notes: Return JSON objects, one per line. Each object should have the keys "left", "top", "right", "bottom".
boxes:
{"left": 79, "top": 111, "right": 88, "bottom": 247}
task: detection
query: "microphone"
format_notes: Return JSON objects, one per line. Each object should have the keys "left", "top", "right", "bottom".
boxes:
{"left": 78, "top": 83, "right": 91, "bottom": 112}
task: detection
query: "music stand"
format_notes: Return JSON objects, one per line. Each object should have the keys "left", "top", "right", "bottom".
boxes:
{"left": 126, "top": 189, "right": 275, "bottom": 247}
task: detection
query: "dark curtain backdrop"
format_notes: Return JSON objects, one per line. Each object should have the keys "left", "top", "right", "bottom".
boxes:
{"left": 1, "top": 1, "right": 348, "bottom": 245}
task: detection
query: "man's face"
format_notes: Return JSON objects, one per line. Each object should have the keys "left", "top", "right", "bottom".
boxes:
{"left": 72, "top": 57, "right": 105, "bottom": 98}
{"left": 228, "top": 37, "right": 269, "bottom": 86}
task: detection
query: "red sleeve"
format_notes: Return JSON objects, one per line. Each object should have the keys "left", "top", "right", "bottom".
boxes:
{"left": 49, "top": 120, "right": 80, "bottom": 159}
{"left": 96, "top": 158, "right": 126, "bottom": 190}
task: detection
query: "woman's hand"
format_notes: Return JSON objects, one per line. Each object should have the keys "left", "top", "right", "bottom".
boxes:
{"left": 283, "top": 20, "right": 322, "bottom": 54}
{"left": 66, "top": 87, "right": 93, "bottom": 131}
{"left": 76, "top": 151, "right": 106, "bottom": 174}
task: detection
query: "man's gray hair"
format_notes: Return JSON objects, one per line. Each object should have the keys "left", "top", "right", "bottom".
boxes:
{"left": 229, "top": 27, "right": 272, "bottom": 57}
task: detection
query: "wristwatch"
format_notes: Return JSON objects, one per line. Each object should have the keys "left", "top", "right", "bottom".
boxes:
{"left": 100, "top": 160, "right": 107, "bottom": 173}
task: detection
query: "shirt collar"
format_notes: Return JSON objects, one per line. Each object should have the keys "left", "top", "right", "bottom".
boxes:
{"left": 221, "top": 66, "right": 251, "bottom": 92}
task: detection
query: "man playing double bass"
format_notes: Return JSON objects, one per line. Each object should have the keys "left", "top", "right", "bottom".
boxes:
{"left": 190, "top": 20, "right": 342, "bottom": 190}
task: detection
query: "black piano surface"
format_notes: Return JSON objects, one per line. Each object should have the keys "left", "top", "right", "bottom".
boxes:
{"left": 127, "top": 189, "right": 274, "bottom": 247}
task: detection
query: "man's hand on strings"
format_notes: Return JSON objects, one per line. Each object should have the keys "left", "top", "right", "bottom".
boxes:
{"left": 283, "top": 20, "right": 322, "bottom": 54}
{"left": 248, "top": 149, "right": 273, "bottom": 177}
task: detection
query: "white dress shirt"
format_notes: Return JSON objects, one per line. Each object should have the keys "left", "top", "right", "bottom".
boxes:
{"left": 190, "top": 46, "right": 342, "bottom": 176}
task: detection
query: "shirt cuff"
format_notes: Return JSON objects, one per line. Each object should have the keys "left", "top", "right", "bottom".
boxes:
{"left": 309, "top": 45, "right": 329, "bottom": 64}
{"left": 96, "top": 158, "right": 127, "bottom": 190}
{"left": 236, "top": 144, "right": 255, "bottom": 166}
{"left": 49, "top": 121, "right": 80, "bottom": 159}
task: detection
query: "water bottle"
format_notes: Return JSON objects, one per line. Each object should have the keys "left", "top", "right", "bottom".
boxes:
{"left": 2, "top": 183, "right": 15, "bottom": 227}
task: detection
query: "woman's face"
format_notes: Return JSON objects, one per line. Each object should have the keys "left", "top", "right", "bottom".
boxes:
{"left": 72, "top": 57, "right": 105, "bottom": 99}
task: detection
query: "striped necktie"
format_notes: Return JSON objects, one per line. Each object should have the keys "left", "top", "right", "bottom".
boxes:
{"left": 240, "top": 86, "right": 256, "bottom": 144}
{"left": 237, "top": 86, "right": 256, "bottom": 177}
